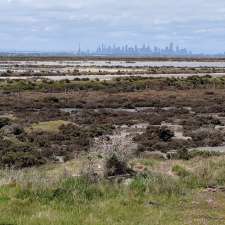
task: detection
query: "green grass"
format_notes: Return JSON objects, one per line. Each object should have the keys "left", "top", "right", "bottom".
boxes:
{"left": 26, "top": 120, "right": 72, "bottom": 133}
{"left": 0, "top": 175, "right": 225, "bottom": 225}
{"left": 0, "top": 156, "right": 225, "bottom": 225}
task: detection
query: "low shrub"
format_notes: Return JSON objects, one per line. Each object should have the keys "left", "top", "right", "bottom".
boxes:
{"left": 159, "top": 126, "right": 174, "bottom": 141}
{"left": 104, "top": 154, "right": 134, "bottom": 177}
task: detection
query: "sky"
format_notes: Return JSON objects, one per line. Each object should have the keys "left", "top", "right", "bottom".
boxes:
{"left": 0, "top": 0, "right": 225, "bottom": 53}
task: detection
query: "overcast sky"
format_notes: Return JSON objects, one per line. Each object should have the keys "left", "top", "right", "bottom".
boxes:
{"left": 1, "top": 0, "right": 225, "bottom": 53}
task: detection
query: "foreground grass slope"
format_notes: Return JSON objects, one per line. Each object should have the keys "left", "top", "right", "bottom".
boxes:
{"left": 1, "top": 186, "right": 224, "bottom": 225}
{"left": 0, "top": 156, "right": 225, "bottom": 225}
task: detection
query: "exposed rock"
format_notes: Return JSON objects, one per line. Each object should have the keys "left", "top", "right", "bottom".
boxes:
{"left": 123, "top": 178, "right": 133, "bottom": 186}
{"left": 54, "top": 156, "right": 65, "bottom": 163}
{"left": 133, "top": 164, "right": 146, "bottom": 172}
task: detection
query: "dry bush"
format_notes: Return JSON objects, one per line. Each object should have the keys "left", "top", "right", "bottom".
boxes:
{"left": 190, "top": 128, "right": 225, "bottom": 147}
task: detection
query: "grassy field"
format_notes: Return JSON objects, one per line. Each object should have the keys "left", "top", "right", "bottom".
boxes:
{"left": 0, "top": 156, "right": 225, "bottom": 225}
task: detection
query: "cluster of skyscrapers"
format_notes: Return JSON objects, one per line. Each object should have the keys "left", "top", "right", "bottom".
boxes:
{"left": 78, "top": 43, "right": 192, "bottom": 56}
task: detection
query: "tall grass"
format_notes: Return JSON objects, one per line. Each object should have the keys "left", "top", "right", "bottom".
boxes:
{"left": 130, "top": 173, "right": 187, "bottom": 197}
{"left": 1, "top": 156, "right": 225, "bottom": 201}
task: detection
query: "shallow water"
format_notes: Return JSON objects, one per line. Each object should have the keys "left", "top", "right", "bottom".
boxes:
{"left": 60, "top": 106, "right": 191, "bottom": 114}
{"left": 1, "top": 60, "right": 225, "bottom": 68}
{"left": 191, "top": 146, "right": 225, "bottom": 153}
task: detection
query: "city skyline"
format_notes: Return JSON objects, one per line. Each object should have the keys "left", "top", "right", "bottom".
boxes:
{"left": 77, "top": 42, "right": 192, "bottom": 56}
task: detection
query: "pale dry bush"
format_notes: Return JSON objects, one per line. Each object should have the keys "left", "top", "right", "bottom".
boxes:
{"left": 103, "top": 136, "right": 136, "bottom": 177}
{"left": 87, "top": 129, "right": 136, "bottom": 178}
{"left": 91, "top": 128, "right": 136, "bottom": 160}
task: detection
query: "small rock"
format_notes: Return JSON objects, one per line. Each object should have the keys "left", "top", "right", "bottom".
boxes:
{"left": 133, "top": 164, "right": 146, "bottom": 172}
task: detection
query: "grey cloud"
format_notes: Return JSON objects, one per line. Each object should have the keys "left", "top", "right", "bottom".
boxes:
{"left": 0, "top": 0, "right": 225, "bottom": 53}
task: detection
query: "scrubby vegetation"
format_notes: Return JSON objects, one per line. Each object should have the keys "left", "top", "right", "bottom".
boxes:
{"left": 1, "top": 76, "right": 225, "bottom": 168}
{"left": 1, "top": 75, "right": 225, "bottom": 93}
